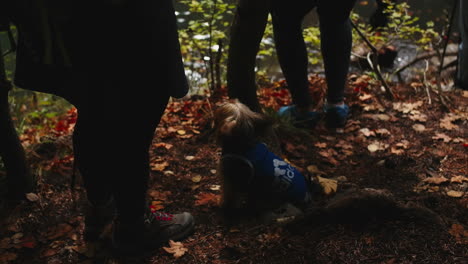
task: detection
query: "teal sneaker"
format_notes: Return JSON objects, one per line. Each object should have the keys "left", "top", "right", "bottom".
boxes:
{"left": 324, "top": 104, "right": 349, "bottom": 129}
{"left": 278, "top": 105, "right": 320, "bottom": 128}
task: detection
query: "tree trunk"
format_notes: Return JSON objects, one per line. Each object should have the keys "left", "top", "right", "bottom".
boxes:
{"left": 0, "top": 41, "right": 33, "bottom": 200}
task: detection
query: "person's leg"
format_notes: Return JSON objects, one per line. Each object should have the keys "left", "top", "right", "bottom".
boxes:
{"left": 227, "top": 0, "right": 270, "bottom": 112}
{"left": 457, "top": 0, "right": 468, "bottom": 90}
{"left": 271, "top": 0, "right": 315, "bottom": 111}
{"left": 317, "top": 0, "right": 356, "bottom": 105}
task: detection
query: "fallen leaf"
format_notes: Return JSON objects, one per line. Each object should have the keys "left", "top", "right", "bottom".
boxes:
{"left": 367, "top": 141, "right": 389, "bottom": 153}
{"left": 316, "top": 176, "right": 338, "bottom": 195}
{"left": 358, "top": 93, "right": 372, "bottom": 101}
{"left": 409, "top": 113, "right": 428, "bottom": 122}
{"left": 177, "top": 130, "right": 186, "bottom": 135}
{"left": 154, "top": 143, "right": 173, "bottom": 150}
{"left": 163, "top": 240, "right": 188, "bottom": 258}
{"left": 209, "top": 185, "right": 221, "bottom": 191}
{"left": 151, "top": 161, "right": 169, "bottom": 172}
{"left": 314, "top": 142, "right": 327, "bottom": 148}
{"left": 412, "top": 124, "right": 426, "bottom": 132}
{"left": 463, "top": 91, "right": 468, "bottom": 98}
{"left": 71, "top": 244, "right": 95, "bottom": 258}
{"left": 191, "top": 175, "right": 202, "bottom": 183}
{"left": 375, "top": 128, "right": 391, "bottom": 136}
{"left": 195, "top": 193, "right": 221, "bottom": 206}
{"left": 0, "top": 238, "right": 11, "bottom": 249}
{"left": 447, "top": 190, "right": 464, "bottom": 198}
{"left": 46, "top": 223, "right": 73, "bottom": 240}
{"left": 150, "top": 201, "right": 165, "bottom": 211}
{"left": 423, "top": 176, "right": 449, "bottom": 185}
{"left": 210, "top": 169, "right": 217, "bottom": 174}
{"left": 360, "top": 128, "right": 376, "bottom": 137}
{"left": 432, "top": 133, "right": 452, "bottom": 143}
{"left": 307, "top": 165, "right": 325, "bottom": 175}
{"left": 0, "top": 252, "right": 17, "bottom": 262}
{"left": 440, "top": 114, "right": 461, "bottom": 130}
{"left": 393, "top": 101, "right": 423, "bottom": 114}
{"left": 41, "top": 248, "right": 58, "bottom": 258}
{"left": 451, "top": 176, "right": 468, "bottom": 184}
{"left": 11, "top": 233, "right": 24, "bottom": 242}
{"left": 448, "top": 224, "right": 468, "bottom": 244}
{"left": 164, "top": 170, "right": 175, "bottom": 176}
{"left": 25, "top": 193, "right": 40, "bottom": 202}
{"left": 185, "top": 156, "right": 195, "bottom": 161}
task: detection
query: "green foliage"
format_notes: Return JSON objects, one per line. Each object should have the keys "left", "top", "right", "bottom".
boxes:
{"left": 352, "top": 0, "right": 440, "bottom": 51}
{"left": 178, "top": 0, "right": 236, "bottom": 93}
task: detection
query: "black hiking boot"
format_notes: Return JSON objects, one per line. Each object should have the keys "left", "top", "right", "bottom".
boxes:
{"left": 112, "top": 210, "right": 195, "bottom": 255}
{"left": 83, "top": 199, "right": 114, "bottom": 241}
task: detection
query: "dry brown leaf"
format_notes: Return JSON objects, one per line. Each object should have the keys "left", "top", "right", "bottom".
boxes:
{"left": 412, "top": 124, "right": 426, "bottom": 132}
{"left": 46, "top": 223, "right": 73, "bottom": 240}
{"left": 307, "top": 165, "right": 325, "bottom": 175}
{"left": 151, "top": 200, "right": 165, "bottom": 211}
{"left": 314, "top": 142, "right": 327, "bottom": 148}
{"left": 463, "top": 91, "right": 468, "bottom": 98}
{"left": 149, "top": 190, "right": 171, "bottom": 201}
{"left": 432, "top": 133, "right": 452, "bottom": 143}
{"left": 185, "top": 156, "right": 195, "bottom": 161}
{"left": 25, "top": 193, "right": 40, "bottom": 202}
{"left": 409, "top": 113, "right": 428, "bottom": 122}
{"left": 451, "top": 176, "right": 468, "bottom": 184}
{"left": 151, "top": 161, "right": 169, "bottom": 172}
{"left": 449, "top": 224, "right": 468, "bottom": 244}
{"left": 70, "top": 244, "right": 95, "bottom": 258}
{"left": 177, "top": 130, "right": 186, "bottom": 135}
{"left": 368, "top": 141, "right": 389, "bottom": 153}
{"left": 0, "top": 238, "right": 11, "bottom": 249}
{"left": 423, "top": 176, "right": 449, "bottom": 185}
{"left": 440, "top": 114, "right": 461, "bottom": 130}
{"left": 209, "top": 185, "right": 221, "bottom": 191}
{"left": 447, "top": 190, "right": 464, "bottom": 198}
{"left": 163, "top": 240, "right": 188, "bottom": 258}
{"left": 316, "top": 176, "right": 338, "bottom": 195}
{"left": 195, "top": 193, "right": 221, "bottom": 206}
{"left": 393, "top": 101, "right": 423, "bottom": 114}
{"left": 0, "top": 252, "right": 17, "bottom": 262}
{"left": 191, "top": 175, "right": 202, "bottom": 183}
{"left": 154, "top": 143, "right": 173, "bottom": 150}
{"left": 375, "top": 128, "right": 391, "bottom": 136}
{"left": 359, "top": 94, "right": 372, "bottom": 101}
{"left": 360, "top": 128, "right": 375, "bottom": 137}
{"left": 41, "top": 248, "right": 58, "bottom": 258}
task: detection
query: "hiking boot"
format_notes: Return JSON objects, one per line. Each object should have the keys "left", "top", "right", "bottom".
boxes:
{"left": 84, "top": 199, "right": 114, "bottom": 241}
{"left": 324, "top": 103, "right": 349, "bottom": 130}
{"left": 112, "top": 210, "right": 195, "bottom": 255}
{"left": 278, "top": 105, "right": 320, "bottom": 128}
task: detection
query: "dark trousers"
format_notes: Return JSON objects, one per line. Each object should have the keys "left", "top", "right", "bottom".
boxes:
{"left": 72, "top": 71, "right": 169, "bottom": 222}
{"left": 227, "top": 0, "right": 356, "bottom": 110}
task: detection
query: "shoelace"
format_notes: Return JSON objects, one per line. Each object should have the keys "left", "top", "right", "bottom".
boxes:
{"left": 147, "top": 206, "right": 174, "bottom": 224}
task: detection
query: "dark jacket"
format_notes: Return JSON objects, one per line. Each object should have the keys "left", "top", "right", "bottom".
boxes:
{"left": 6, "top": 0, "right": 188, "bottom": 103}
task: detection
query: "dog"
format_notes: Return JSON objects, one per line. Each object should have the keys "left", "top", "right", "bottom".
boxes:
{"left": 213, "top": 101, "right": 311, "bottom": 221}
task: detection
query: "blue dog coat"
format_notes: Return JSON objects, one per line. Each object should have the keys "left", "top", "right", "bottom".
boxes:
{"left": 244, "top": 143, "right": 311, "bottom": 205}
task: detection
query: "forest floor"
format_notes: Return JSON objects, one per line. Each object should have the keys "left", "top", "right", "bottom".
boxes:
{"left": 0, "top": 75, "right": 467, "bottom": 264}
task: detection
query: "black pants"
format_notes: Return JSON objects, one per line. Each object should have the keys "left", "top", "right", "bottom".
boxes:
{"left": 72, "top": 71, "right": 169, "bottom": 222}
{"left": 227, "top": 0, "right": 356, "bottom": 110}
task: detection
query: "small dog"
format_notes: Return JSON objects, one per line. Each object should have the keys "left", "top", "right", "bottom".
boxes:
{"left": 214, "top": 101, "right": 311, "bottom": 220}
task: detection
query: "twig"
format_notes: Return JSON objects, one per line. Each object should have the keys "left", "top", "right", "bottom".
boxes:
{"left": 423, "top": 60, "right": 432, "bottom": 104}
{"left": 393, "top": 51, "right": 458, "bottom": 76}
{"left": 351, "top": 21, "right": 394, "bottom": 100}
{"left": 435, "top": 0, "right": 458, "bottom": 111}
